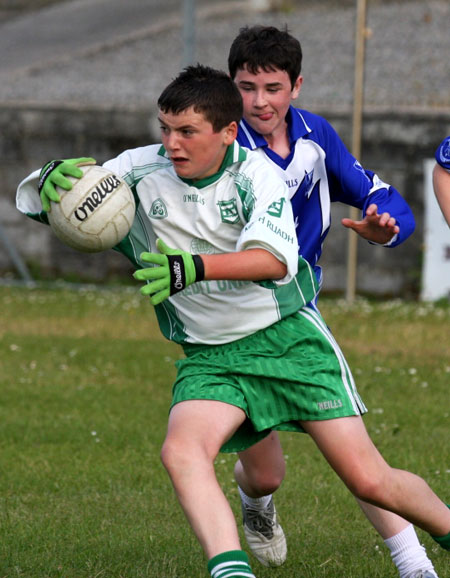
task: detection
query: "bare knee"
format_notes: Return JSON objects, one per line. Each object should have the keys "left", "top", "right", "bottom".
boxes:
{"left": 303, "top": 417, "right": 396, "bottom": 506}
{"left": 245, "top": 472, "right": 283, "bottom": 496}
{"left": 345, "top": 468, "right": 389, "bottom": 505}
{"left": 251, "top": 467, "right": 284, "bottom": 495}
{"left": 160, "top": 437, "right": 180, "bottom": 474}
{"left": 161, "top": 436, "right": 199, "bottom": 476}
{"left": 161, "top": 432, "right": 218, "bottom": 478}
{"left": 235, "top": 458, "right": 285, "bottom": 496}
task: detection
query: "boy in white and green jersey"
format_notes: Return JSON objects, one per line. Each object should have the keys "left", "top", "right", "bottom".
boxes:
{"left": 105, "top": 140, "right": 317, "bottom": 345}
{"left": 16, "top": 65, "right": 449, "bottom": 577}
{"left": 17, "top": 118, "right": 317, "bottom": 348}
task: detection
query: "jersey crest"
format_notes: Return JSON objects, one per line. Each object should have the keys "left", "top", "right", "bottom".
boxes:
{"left": 217, "top": 199, "right": 240, "bottom": 224}
{"left": 148, "top": 198, "right": 168, "bottom": 219}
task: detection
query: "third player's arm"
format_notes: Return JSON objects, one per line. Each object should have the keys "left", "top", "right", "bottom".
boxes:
{"left": 432, "top": 162, "right": 450, "bottom": 226}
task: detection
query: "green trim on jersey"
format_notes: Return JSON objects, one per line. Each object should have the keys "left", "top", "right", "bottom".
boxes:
{"left": 154, "top": 299, "right": 189, "bottom": 343}
{"left": 114, "top": 159, "right": 174, "bottom": 257}
{"left": 26, "top": 210, "right": 50, "bottom": 225}
{"left": 122, "top": 160, "right": 171, "bottom": 195}
{"left": 259, "top": 256, "right": 319, "bottom": 314}
{"left": 115, "top": 204, "right": 153, "bottom": 267}
{"left": 228, "top": 171, "right": 256, "bottom": 222}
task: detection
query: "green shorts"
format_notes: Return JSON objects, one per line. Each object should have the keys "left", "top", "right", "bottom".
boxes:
{"left": 172, "top": 306, "right": 367, "bottom": 453}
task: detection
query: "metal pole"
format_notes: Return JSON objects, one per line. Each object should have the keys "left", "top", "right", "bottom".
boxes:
{"left": 182, "top": 0, "right": 196, "bottom": 67}
{"left": 346, "top": 0, "right": 367, "bottom": 301}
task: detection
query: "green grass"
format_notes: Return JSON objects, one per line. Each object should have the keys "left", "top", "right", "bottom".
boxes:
{"left": 0, "top": 286, "right": 448, "bottom": 577}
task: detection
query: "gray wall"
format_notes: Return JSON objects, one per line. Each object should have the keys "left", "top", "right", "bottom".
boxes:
{"left": 2, "top": 102, "right": 449, "bottom": 296}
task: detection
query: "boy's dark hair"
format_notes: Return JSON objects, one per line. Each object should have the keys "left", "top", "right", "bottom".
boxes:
{"left": 158, "top": 64, "right": 243, "bottom": 132}
{"left": 228, "top": 25, "right": 302, "bottom": 89}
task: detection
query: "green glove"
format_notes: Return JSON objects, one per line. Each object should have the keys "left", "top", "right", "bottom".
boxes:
{"left": 133, "top": 239, "right": 205, "bottom": 305}
{"left": 38, "top": 157, "right": 96, "bottom": 212}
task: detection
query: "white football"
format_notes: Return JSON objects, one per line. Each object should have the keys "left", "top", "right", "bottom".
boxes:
{"left": 47, "top": 164, "right": 135, "bottom": 253}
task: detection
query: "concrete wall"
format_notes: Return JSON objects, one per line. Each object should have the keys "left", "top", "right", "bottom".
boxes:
{"left": 2, "top": 102, "right": 449, "bottom": 295}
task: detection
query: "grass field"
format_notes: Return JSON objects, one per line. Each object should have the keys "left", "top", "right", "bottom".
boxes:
{"left": 0, "top": 285, "right": 449, "bottom": 577}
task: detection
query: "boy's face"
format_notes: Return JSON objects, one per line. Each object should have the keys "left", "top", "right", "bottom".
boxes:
{"left": 158, "top": 107, "right": 237, "bottom": 181}
{"left": 234, "top": 66, "right": 302, "bottom": 140}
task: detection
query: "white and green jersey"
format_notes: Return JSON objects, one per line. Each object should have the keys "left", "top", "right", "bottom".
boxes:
{"left": 16, "top": 142, "right": 318, "bottom": 345}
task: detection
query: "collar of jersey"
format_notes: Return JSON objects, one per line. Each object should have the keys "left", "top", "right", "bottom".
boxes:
{"left": 238, "top": 106, "right": 312, "bottom": 151}
{"left": 157, "top": 141, "right": 247, "bottom": 189}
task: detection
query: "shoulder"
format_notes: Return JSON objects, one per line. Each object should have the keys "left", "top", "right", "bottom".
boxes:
{"left": 291, "top": 108, "right": 333, "bottom": 132}
{"left": 234, "top": 149, "right": 288, "bottom": 198}
{"left": 435, "top": 136, "right": 450, "bottom": 170}
{"left": 103, "top": 144, "right": 171, "bottom": 182}
{"left": 239, "top": 148, "right": 284, "bottom": 179}
{"left": 290, "top": 107, "right": 342, "bottom": 150}
{"left": 226, "top": 147, "right": 286, "bottom": 190}
{"left": 108, "top": 143, "right": 166, "bottom": 167}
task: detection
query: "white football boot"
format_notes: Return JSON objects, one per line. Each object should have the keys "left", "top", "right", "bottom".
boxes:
{"left": 241, "top": 497, "right": 287, "bottom": 567}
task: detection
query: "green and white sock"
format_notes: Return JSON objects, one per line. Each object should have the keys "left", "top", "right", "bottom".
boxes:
{"left": 431, "top": 504, "right": 450, "bottom": 551}
{"left": 431, "top": 531, "right": 450, "bottom": 551}
{"left": 208, "top": 550, "right": 255, "bottom": 578}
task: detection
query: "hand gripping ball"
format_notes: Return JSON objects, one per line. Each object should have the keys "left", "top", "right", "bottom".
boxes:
{"left": 48, "top": 165, "right": 135, "bottom": 252}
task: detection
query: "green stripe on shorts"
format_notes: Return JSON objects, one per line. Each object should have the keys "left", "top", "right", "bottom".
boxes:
{"left": 172, "top": 307, "right": 367, "bottom": 452}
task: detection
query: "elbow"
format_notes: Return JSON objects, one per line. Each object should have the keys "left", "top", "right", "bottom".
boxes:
{"left": 267, "top": 254, "right": 287, "bottom": 280}
{"left": 277, "top": 262, "right": 288, "bottom": 279}
{"left": 264, "top": 259, "right": 287, "bottom": 282}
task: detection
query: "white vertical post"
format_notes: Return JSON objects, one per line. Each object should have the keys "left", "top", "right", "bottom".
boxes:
{"left": 421, "top": 159, "right": 450, "bottom": 301}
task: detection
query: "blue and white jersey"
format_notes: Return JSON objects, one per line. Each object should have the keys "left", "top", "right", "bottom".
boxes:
{"left": 435, "top": 136, "right": 450, "bottom": 171}
{"left": 237, "top": 106, "right": 415, "bottom": 287}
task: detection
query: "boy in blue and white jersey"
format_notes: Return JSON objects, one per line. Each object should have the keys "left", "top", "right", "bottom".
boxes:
{"left": 227, "top": 25, "right": 444, "bottom": 578}
{"left": 230, "top": 26, "right": 414, "bottom": 293}
{"left": 433, "top": 136, "right": 450, "bottom": 225}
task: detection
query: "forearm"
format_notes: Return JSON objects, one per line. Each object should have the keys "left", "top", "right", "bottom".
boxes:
{"left": 433, "top": 164, "right": 450, "bottom": 226}
{"left": 201, "top": 249, "right": 287, "bottom": 281}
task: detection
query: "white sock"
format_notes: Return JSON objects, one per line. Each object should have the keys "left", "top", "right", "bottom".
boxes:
{"left": 238, "top": 486, "right": 272, "bottom": 509}
{"left": 384, "top": 524, "right": 437, "bottom": 578}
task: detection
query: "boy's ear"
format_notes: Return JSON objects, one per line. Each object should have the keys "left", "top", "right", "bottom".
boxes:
{"left": 223, "top": 121, "right": 238, "bottom": 145}
{"left": 292, "top": 76, "right": 303, "bottom": 100}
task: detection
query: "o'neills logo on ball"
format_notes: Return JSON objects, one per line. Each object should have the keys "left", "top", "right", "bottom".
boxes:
{"left": 74, "top": 175, "right": 122, "bottom": 222}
